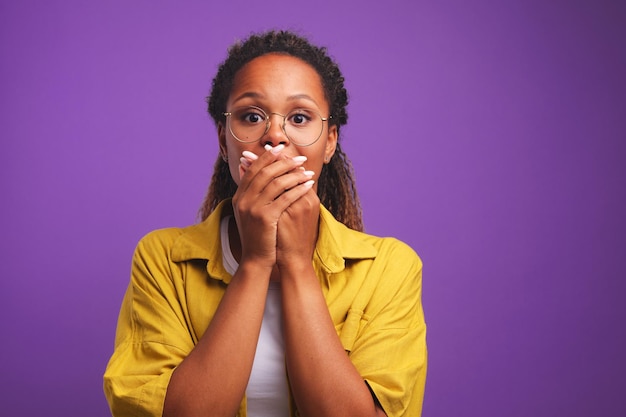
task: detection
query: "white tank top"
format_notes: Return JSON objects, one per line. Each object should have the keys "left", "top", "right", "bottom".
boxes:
{"left": 220, "top": 215, "right": 290, "bottom": 417}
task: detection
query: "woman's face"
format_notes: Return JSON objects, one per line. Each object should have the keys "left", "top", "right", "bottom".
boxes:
{"left": 218, "top": 53, "right": 337, "bottom": 189}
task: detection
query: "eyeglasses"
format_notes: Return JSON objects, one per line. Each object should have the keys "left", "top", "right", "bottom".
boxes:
{"left": 223, "top": 106, "right": 331, "bottom": 147}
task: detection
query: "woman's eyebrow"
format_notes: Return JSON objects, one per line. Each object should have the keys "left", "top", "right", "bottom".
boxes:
{"left": 287, "top": 94, "right": 319, "bottom": 107}
{"left": 231, "top": 91, "right": 265, "bottom": 103}
{"left": 231, "top": 92, "right": 320, "bottom": 107}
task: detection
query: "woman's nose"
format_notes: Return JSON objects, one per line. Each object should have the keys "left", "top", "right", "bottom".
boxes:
{"left": 262, "top": 113, "right": 290, "bottom": 147}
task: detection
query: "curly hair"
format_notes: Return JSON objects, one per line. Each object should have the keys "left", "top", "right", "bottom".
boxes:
{"left": 199, "top": 30, "right": 363, "bottom": 231}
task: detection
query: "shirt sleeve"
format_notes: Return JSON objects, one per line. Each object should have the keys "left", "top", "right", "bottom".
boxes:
{"left": 103, "top": 229, "right": 195, "bottom": 417}
{"left": 347, "top": 239, "right": 427, "bottom": 417}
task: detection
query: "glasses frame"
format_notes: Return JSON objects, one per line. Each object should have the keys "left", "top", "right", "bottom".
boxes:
{"left": 223, "top": 105, "right": 332, "bottom": 147}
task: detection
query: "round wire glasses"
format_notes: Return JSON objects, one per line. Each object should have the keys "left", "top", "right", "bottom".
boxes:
{"left": 223, "top": 106, "right": 331, "bottom": 147}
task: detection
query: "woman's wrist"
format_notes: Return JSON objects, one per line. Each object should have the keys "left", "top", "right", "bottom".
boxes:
{"left": 235, "top": 258, "right": 275, "bottom": 282}
{"left": 276, "top": 257, "right": 316, "bottom": 281}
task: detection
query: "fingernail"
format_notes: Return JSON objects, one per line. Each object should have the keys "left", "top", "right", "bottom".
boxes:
{"left": 242, "top": 151, "right": 258, "bottom": 160}
{"left": 302, "top": 170, "right": 315, "bottom": 177}
{"left": 264, "top": 144, "right": 273, "bottom": 151}
{"left": 292, "top": 156, "right": 307, "bottom": 163}
{"left": 239, "top": 157, "right": 251, "bottom": 167}
{"left": 270, "top": 144, "right": 285, "bottom": 154}
{"left": 303, "top": 180, "right": 315, "bottom": 189}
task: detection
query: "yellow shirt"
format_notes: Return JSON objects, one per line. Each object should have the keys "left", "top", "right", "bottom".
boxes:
{"left": 103, "top": 200, "right": 427, "bottom": 416}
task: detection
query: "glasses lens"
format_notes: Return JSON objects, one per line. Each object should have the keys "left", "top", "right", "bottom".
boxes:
{"left": 229, "top": 107, "right": 268, "bottom": 143}
{"left": 228, "top": 106, "right": 325, "bottom": 146}
{"left": 284, "top": 109, "right": 324, "bottom": 146}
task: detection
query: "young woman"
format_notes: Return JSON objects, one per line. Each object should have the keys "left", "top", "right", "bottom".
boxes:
{"left": 104, "top": 30, "right": 427, "bottom": 417}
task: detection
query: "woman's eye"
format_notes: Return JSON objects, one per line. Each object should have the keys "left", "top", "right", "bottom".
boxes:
{"left": 289, "top": 112, "right": 312, "bottom": 125}
{"left": 242, "top": 112, "right": 264, "bottom": 124}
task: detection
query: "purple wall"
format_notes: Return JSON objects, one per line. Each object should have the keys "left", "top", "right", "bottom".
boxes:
{"left": 1, "top": 1, "right": 624, "bottom": 416}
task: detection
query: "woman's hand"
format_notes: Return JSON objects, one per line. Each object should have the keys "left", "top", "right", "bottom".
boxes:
{"left": 232, "top": 145, "right": 315, "bottom": 270}
{"left": 276, "top": 187, "right": 320, "bottom": 271}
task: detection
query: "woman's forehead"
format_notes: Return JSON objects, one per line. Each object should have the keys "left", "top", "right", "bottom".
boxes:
{"left": 229, "top": 54, "right": 327, "bottom": 108}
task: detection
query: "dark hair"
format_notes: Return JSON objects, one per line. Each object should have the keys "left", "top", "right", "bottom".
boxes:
{"left": 200, "top": 30, "right": 363, "bottom": 231}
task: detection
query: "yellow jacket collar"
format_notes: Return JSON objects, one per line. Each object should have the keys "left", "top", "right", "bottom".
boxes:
{"left": 170, "top": 199, "right": 377, "bottom": 281}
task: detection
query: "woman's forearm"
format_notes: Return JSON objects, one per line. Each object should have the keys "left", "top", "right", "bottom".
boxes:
{"left": 279, "top": 263, "right": 385, "bottom": 417}
{"left": 163, "top": 261, "right": 272, "bottom": 417}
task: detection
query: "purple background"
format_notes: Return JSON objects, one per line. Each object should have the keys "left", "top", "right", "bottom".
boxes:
{"left": 1, "top": 1, "right": 625, "bottom": 416}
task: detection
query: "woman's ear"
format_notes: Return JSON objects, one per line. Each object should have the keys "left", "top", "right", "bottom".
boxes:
{"left": 324, "top": 124, "right": 338, "bottom": 164}
{"left": 217, "top": 122, "right": 228, "bottom": 161}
